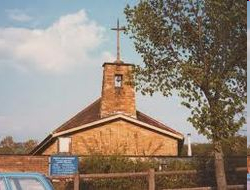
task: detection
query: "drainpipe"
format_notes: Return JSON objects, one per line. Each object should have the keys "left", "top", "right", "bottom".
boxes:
{"left": 187, "top": 133, "right": 192, "bottom": 157}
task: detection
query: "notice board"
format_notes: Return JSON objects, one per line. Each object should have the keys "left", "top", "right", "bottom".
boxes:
{"left": 50, "top": 156, "right": 78, "bottom": 176}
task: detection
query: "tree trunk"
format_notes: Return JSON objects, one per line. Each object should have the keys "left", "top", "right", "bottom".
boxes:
{"left": 214, "top": 141, "right": 227, "bottom": 190}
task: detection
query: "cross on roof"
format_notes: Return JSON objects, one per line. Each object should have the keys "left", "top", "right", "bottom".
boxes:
{"left": 111, "top": 19, "right": 125, "bottom": 63}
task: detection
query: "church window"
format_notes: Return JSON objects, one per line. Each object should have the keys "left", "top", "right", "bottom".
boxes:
{"left": 115, "top": 74, "right": 123, "bottom": 87}
{"left": 58, "top": 137, "right": 71, "bottom": 153}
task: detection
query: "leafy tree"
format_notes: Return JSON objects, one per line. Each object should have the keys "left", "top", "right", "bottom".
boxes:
{"left": 181, "top": 143, "right": 213, "bottom": 156}
{"left": 0, "top": 136, "right": 15, "bottom": 148}
{"left": 24, "top": 139, "right": 38, "bottom": 154}
{"left": 0, "top": 136, "right": 38, "bottom": 154}
{"left": 0, "top": 146, "right": 15, "bottom": 154}
{"left": 221, "top": 135, "right": 247, "bottom": 156}
{"left": 181, "top": 135, "right": 247, "bottom": 156}
{"left": 0, "top": 136, "right": 15, "bottom": 154}
{"left": 125, "top": 0, "right": 246, "bottom": 189}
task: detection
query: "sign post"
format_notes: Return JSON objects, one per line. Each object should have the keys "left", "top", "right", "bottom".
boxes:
{"left": 50, "top": 156, "right": 79, "bottom": 176}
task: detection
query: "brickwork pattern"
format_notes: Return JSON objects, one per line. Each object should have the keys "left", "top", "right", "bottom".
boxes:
{"left": 42, "top": 120, "right": 178, "bottom": 156}
{"left": 0, "top": 155, "right": 49, "bottom": 175}
{"left": 100, "top": 63, "right": 136, "bottom": 118}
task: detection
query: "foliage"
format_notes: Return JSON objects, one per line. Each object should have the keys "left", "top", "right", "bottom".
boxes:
{"left": 181, "top": 143, "right": 213, "bottom": 156}
{"left": 78, "top": 155, "right": 198, "bottom": 190}
{"left": 125, "top": 1, "right": 246, "bottom": 188}
{"left": 78, "top": 155, "right": 156, "bottom": 190}
{"left": 181, "top": 135, "right": 247, "bottom": 156}
{"left": 0, "top": 136, "right": 15, "bottom": 147}
{"left": 124, "top": 0, "right": 246, "bottom": 143}
{"left": 0, "top": 136, "right": 38, "bottom": 154}
{"left": 52, "top": 155, "right": 246, "bottom": 190}
{"left": 79, "top": 155, "right": 159, "bottom": 173}
{"left": 221, "top": 135, "right": 247, "bottom": 156}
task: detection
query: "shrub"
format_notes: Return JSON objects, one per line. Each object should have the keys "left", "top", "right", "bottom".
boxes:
{"left": 52, "top": 155, "right": 246, "bottom": 190}
{"left": 79, "top": 155, "right": 200, "bottom": 190}
{"left": 79, "top": 155, "right": 159, "bottom": 174}
{"left": 79, "top": 155, "right": 155, "bottom": 190}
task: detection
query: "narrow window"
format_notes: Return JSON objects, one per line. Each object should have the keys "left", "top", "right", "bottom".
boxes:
{"left": 115, "top": 75, "right": 123, "bottom": 87}
{"left": 58, "top": 137, "right": 71, "bottom": 153}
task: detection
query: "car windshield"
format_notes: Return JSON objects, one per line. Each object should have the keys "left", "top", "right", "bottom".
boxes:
{"left": 9, "top": 177, "right": 46, "bottom": 190}
{"left": 0, "top": 178, "right": 6, "bottom": 190}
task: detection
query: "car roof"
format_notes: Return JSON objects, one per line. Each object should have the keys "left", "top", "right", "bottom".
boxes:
{"left": 0, "top": 172, "right": 45, "bottom": 178}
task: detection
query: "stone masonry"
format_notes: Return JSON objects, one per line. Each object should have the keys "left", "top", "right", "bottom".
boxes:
{"left": 42, "top": 120, "right": 178, "bottom": 156}
{"left": 100, "top": 63, "right": 136, "bottom": 118}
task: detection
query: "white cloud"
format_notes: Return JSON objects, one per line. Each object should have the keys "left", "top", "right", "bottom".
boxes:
{"left": 101, "top": 51, "right": 116, "bottom": 62}
{"left": 6, "top": 9, "right": 33, "bottom": 22}
{"left": 0, "top": 10, "right": 112, "bottom": 73}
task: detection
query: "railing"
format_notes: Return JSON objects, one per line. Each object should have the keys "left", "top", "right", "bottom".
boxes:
{"left": 49, "top": 167, "right": 247, "bottom": 190}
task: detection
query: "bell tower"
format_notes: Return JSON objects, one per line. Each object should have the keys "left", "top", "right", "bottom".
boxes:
{"left": 100, "top": 20, "right": 136, "bottom": 118}
{"left": 100, "top": 62, "right": 136, "bottom": 118}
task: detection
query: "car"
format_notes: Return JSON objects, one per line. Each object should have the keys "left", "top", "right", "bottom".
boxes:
{"left": 248, "top": 174, "right": 250, "bottom": 190}
{"left": 0, "top": 172, "right": 54, "bottom": 190}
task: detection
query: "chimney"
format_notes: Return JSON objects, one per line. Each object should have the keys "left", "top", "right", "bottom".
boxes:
{"left": 187, "top": 133, "right": 192, "bottom": 157}
{"left": 100, "top": 62, "right": 136, "bottom": 118}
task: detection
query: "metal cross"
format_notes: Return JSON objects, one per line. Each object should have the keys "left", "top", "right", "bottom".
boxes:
{"left": 111, "top": 19, "right": 125, "bottom": 63}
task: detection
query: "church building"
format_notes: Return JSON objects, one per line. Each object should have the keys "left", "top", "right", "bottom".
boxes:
{"left": 31, "top": 21, "right": 184, "bottom": 156}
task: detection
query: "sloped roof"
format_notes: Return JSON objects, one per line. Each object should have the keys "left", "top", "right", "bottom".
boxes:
{"left": 53, "top": 98, "right": 101, "bottom": 133}
{"left": 136, "top": 111, "right": 183, "bottom": 136}
{"left": 52, "top": 98, "right": 182, "bottom": 136}
{"left": 31, "top": 98, "right": 183, "bottom": 155}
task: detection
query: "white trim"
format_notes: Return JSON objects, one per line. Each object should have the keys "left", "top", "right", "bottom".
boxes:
{"left": 52, "top": 114, "right": 184, "bottom": 140}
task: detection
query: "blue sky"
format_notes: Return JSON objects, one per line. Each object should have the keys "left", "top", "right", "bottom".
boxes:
{"left": 0, "top": 0, "right": 247, "bottom": 144}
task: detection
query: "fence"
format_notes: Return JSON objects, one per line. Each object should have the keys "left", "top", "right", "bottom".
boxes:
{"left": 0, "top": 155, "right": 246, "bottom": 189}
{"left": 49, "top": 168, "right": 246, "bottom": 190}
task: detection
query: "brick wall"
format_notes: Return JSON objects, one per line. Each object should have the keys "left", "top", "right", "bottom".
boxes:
{"left": 42, "top": 119, "right": 178, "bottom": 156}
{"left": 0, "top": 155, "right": 49, "bottom": 175}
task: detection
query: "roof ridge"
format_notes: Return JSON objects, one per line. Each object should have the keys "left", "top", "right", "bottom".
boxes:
{"left": 52, "top": 114, "right": 183, "bottom": 140}
{"left": 52, "top": 98, "right": 101, "bottom": 134}
{"left": 136, "top": 110, "right": 182, "bottom": 136}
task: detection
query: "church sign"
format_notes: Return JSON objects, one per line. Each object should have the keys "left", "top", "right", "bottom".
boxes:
{"left": 50, "top": 156, "right": 78, "bottom": 176}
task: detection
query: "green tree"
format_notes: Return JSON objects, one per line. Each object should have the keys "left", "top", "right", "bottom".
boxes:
{"left": 125, "top": 0, "right": 246, "bottom": 189}
{"left": 181, "top": 135, "right": 247, "bottom": 156}
{"left": 0, "top": 136, "right": 15, "bottom": 153}
{"left": 221, "top": 135, "right": 247, "bottom": 156}
{"left": 0, "top": 136, "right": 15, "bottom": 147}
{"left": 0, "top": 136, "right": 38, "bottom": 154}
{"left": 181, "top": 143, "right": 213, "bottom": 156}
{"left": 24, "top": 139, "right": 38, "bottom": 154}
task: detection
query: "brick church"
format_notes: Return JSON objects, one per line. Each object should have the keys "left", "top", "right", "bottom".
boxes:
{"left": 31, "top": 21, "right": 184, "bottom": 156}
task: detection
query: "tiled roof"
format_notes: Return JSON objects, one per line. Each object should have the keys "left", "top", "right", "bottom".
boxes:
{"left": 136, "top": 111, "right": 183, "bottom": 136}
{"left": 31, "top": 98, "right": 183, "bottom": 155}
{"left": 53, "top": 98, "right": 101, "bottom": 133}
{"left": 53, "top": 98, "right": 182, "bottom": 136}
